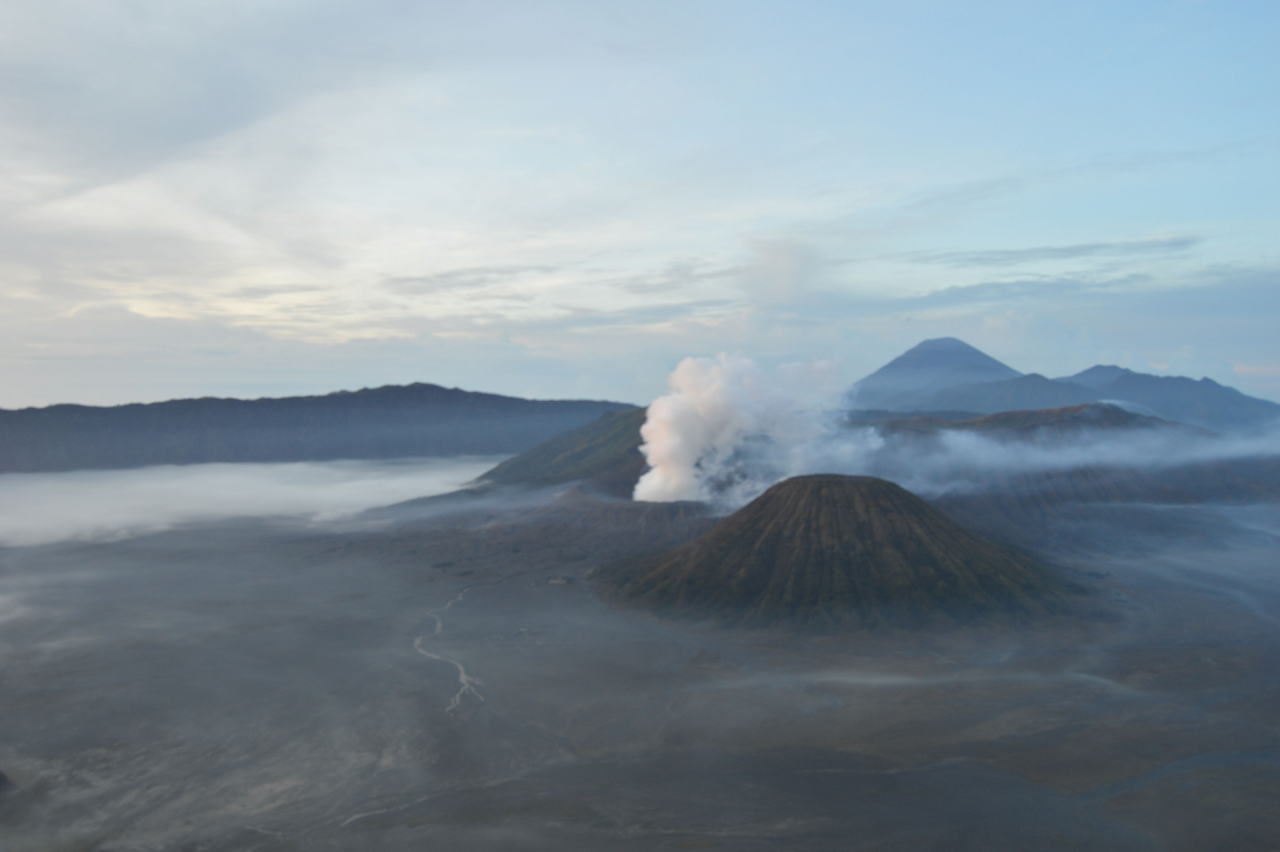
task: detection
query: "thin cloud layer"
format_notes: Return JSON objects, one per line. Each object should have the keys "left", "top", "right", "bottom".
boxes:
{"left": 900, "top": 236, "right": 1201, "bottom": 269}
{"left": 0, "top": 456, "right": 502, "bottom": 546}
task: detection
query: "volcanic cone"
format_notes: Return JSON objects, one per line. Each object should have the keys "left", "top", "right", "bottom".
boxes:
{"left": 603, "top": 474, "right": 1075, "bottom": 629}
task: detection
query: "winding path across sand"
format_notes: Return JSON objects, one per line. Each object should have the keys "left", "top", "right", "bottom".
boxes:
{"left": 414, "top": 587, "right": 485, "bottom": 713}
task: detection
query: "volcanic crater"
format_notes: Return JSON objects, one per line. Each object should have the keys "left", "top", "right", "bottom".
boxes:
{"left": 602, "top": 474, "right": 1079, "bottom": 630}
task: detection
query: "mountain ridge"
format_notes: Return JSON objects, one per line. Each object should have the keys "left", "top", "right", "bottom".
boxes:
{"left": 848, "top": 339, "right": 1279, "bottom": 431}
{"left": 0, "top": 383, "right": 635, "bottom": 473}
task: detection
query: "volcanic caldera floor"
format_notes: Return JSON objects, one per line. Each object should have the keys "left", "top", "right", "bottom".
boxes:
{"left": 1, "top": 487, "right": 1278, "bottom": 851}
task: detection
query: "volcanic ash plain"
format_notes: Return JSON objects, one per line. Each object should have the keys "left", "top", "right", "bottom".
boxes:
{"left": 1, "top": 483, "right": 1279, "bottom": 851}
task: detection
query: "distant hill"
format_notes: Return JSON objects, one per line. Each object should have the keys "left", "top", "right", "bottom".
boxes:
{"left": 947, "top": 402, "right": 1184, "bottom": 435}
{"left": 1090, "top": 372, "right": 1279, "bottom": 433}
{"left": 601, "top": 474, "right": 1076, "bottom": 630}
{"left": 847, "top": 338, "right": 1021, "bottom": 410}
{"left": 0, "top": 384, "right": 635, "bottom": 473}
{"left": 928, "top": 374, "right": 1099, "bottom": 414}
{"left": 1060, "top": 365, "right": 1138, "bottom": 389}
{"left": 862, "top": 403, "right": 1275, "bottom": 503}
{"left": 919, "top": 372, "right": 1280, "bottom": 431}
{"left": 860, "top": 403, "right": 1196, "bottom": 439}
{"left": 848, "top": 340, "right": 1280, "bottom": 431}
{"left": 479, "top": 408, "right": 648, "bottom": 497}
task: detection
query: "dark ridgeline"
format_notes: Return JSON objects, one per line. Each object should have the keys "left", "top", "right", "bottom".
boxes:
{"left": 602, "top": 474, "right": 1076, "bottom": 631}
{"left": 1076, "top": 371, "right": 1280, "bottom": 432}
{"left": 928, "top": 373, "right": 1099, "bottom": 414}
{"left": 857, "top": 402, "right": 1208, "bottom": 440}
{"left": 0, "top": 383, "right": 635, "bottom": 473}
{"left": 845, "top": 337, "right": 1280, "bottom": 432}
{"left": 927, "top": 371, "right": 1280, "bottom": 431}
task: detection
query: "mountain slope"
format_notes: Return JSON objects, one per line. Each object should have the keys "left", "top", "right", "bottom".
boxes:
{"left": 895, "top": 366, "right": 1278, "bottom": 431}
{"left": 928, "top": 374, "right": 1100, "bottom": 414}
{"left": 1060, "top": 365, "right": 1139, "bottom": 389}
{"left": 1092, "top": 373, "right": 1279, "bottom": 432}
{"left": 861, "top": 402, "right": 1193, "bottom": 439}
{"left": 848, "top": 338, "right": 1021, "bottom": 411}
{"left": 479, "top": 408, "right": 648, "bottom": 497}
{"left": 0, "top": 384, "right": 635, "bottom": 473}
{"left": 849, "top": 339, "right": 1280, "bottom": 430}
{"left": 603, "top": 474, "right": 1075, "bottom": 630}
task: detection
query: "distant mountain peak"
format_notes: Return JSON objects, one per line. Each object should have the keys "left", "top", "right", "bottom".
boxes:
{"left": 846, "top": 340, "right": 1279, "bottom": 430}
{"left": 848, "top": 338, "right": 1022, "bottom": 411}
{"left": 911, "top": 336, "right": 991, "bottom": 353}
{"left": 1060, "top": 365, "right": 1141, "bottom": 389}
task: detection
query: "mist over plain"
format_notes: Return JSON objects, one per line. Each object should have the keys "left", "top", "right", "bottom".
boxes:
{"left": 0, "top": 456, "right": 504, "bottom": 546}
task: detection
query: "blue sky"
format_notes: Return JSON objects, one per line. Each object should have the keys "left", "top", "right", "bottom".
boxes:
{"left": 1, "top": 0, "right": 1277, "bottom": 407}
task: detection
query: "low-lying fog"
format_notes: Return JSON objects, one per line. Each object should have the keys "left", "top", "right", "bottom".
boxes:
{"left": 0, "top": 456, "right": 506, "bottom": 547}
{"left": 3, "top": 422, "right": 1279, "bottom": 848}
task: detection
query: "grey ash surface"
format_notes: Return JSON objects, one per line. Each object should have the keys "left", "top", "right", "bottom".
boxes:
{"left": 2, "top": 485, "right": 1280, "bottom": 850}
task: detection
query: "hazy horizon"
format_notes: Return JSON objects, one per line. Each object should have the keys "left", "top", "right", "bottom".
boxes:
{"left": 3, "top": 333, "right": 1277, "bottom": 411}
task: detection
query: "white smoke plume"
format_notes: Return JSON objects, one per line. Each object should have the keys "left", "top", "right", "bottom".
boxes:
{"left": 634, "top": 355, "right": 1280, "bottom": 509}
{"left": 633, "top": 354, "right": 877, "bottom": 505}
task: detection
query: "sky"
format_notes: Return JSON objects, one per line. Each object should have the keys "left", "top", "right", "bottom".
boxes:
{"left": 1, "top": 0, "right": 1277, "bottom": 409}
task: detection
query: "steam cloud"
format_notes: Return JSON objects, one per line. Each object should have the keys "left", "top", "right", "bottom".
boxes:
{"left": 635, "top": 356, "right": 1280, "bottom": 508}
{"left": 0, "top": 456, "right": 504, "bottom": 547}
{"left": 633, "top": 354, "right": 875, "bottom": 505}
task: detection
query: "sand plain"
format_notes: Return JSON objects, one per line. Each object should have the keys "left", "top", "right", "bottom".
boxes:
{"left": 1, "top": 485, "right": 1278, "bottom": 851}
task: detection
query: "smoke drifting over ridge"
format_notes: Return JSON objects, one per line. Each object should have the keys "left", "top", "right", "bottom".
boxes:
{"left": 634, "top": 356, "right": 1280, "bottom": 508}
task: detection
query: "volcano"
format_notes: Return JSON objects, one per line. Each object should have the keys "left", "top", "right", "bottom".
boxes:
{"left": 604, "top": 474, "right": 1075, "bottom": 629}
{"left": 848, "top": 337, "right": 1021, "bottom": 411}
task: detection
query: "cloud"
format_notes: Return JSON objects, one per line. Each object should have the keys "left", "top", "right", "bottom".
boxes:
{"left": 899, "top": 236, "right": 1200, "bottom": 269}
{"left": 901, "top": 176, "right": 1027, "bottom": 215}
{"left": 381, "top": 266, "right": 556, "bottom": 296}
{"left": 0, "top": 456, "right": 502, "bottom": 547}
{"left": 1, "top": 1, "right": 662, "bottom": 172}
{"left": 613, "top": 260, "right": 732, "bottom": 295}
{"left": 910, "top": 273, "right": 1149, "bottom": 308}
{"left": 736, "top": 239, "right": 830, "bottom": 303}
{"left": 0, "top": 3, "right": 1275, "bottom": 411}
